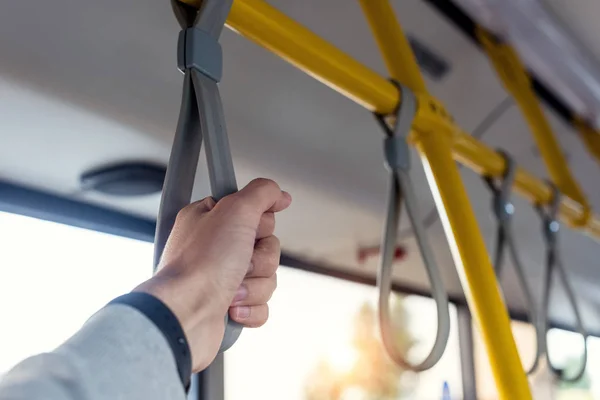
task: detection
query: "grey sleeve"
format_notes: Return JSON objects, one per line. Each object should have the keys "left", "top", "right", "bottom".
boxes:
{"left": 0, "top": 304, "right": 186, "bottom": 400}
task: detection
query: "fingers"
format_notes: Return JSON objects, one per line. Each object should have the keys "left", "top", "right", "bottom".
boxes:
{"left": 178, "top": 197, "right": 216, "bottom": 219}
{"left": 256, "top": 212, "right": 275, "bottom": 240}
{"left": 229, "top": 304, "right": 269, "bottom": 328}
{"left": 232, "top": 276, "right": 277, "bottom": 306}
{"left": 234, "top": 178, "right": 292, "bottom": 217}
{"left": 268, "top": 190, "right": 292, "bottom": 213}
{"left": 229, "top": 235, "right": 280, "bottom": 328}
{"left": 248, "top": 236, "right": 280, "bottom": 278}
{"left": 179, "top": 180, "right": 290, "bottom": 227}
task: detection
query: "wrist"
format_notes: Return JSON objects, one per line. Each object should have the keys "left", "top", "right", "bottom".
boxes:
{"left": 134, "top": 274, "right": 224, "bottom": 371}
{"left": 108, "top": 292, "right": 192, "bottom": 389}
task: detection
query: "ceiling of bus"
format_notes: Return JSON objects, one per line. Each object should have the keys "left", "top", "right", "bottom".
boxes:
{"left": 2, "top": 0, "right": 600, "bottom": 336}
{"left": 543, "top": 0, "right": 600, "bottom": 64}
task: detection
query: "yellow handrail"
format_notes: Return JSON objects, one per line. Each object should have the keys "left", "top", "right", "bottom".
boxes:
{"left": 575, "top": 118, "right": 600, "bottom": 168}
{"left": 357, "top": 1, "right": 531, "bottom": 397}
{"left": 478, "top": 29, "right": 591, "bottom": 227}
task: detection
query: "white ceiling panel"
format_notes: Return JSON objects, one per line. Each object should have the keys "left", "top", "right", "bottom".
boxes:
{"left": 543, "top": 0, "right": 600, "bottom": 65}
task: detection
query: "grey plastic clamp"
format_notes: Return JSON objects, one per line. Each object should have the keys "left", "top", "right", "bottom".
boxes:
{"left": 381, "top": 81, "right": 416, "bottom": 172}
{"left": 540, "top": 186, "right": 561, "bottom": 246}
{"left": 177, "top": 28, "right": 223, "bottom": 82}
{"left": 487, "top": 150, "right": 516, "bottom": 223}
{"left": 383, "top": 136, "right": 410, "bottom": 172}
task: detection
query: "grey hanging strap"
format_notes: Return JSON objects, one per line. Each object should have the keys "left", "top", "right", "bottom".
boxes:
{"left": 375, "top": 82, "right": 450, "bottom": 372}
{"left": 155, "top": 0, "right": 242, "bottom": 354}
{"left": 483, "top": 152, "right": 542, "bottom": 375}
{"left": 536, "top": 187, "right": 588, "bottom": 382}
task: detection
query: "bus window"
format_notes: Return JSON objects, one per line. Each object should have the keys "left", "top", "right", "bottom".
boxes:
{"left": 473, "top": 320, "right": 600, "bottom": 399}
{"left": 225, "top": 267, "right": 463, "bottom": 399}
{"left": 0, "top": 210, "right": 463, "bottom": 398}
{"left": 0, "top": 211, "right": 152, "bottom": 375}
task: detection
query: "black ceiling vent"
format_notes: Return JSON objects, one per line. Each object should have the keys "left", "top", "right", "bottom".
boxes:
{"left": 80, "top": 162, "right": 166, "bottom": 196}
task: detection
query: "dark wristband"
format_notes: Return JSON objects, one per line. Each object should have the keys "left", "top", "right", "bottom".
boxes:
{"left": 109, "top": 292, "right": 192, "bottom": 391}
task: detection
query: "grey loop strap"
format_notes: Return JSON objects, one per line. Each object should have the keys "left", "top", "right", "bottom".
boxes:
{"left": 155, "top": 0, "right": 242, "bottom": 354}
{"left": 483, "top": 151, "right": 542, "bottom": 375}
{"left": 375, "top": 82, "right": 450, "bottom": 372}
{"left": 536, "top": 186, "right": 588, "bottom": 382}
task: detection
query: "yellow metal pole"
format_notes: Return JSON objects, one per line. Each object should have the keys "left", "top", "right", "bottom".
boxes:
{"left": 414, "top": 124, "right": 532, "bottom": 399}
{"left": 574, "top": 118, "right": 600, "bottom": 168}
{"left": 357, "top": 0, "right": 427, "bottom": 93}
{"left": 478, "top": 29, "right": 591, "bottom": 226}
{"left": 177, "top": 0, "right": 600, "bottom": 237}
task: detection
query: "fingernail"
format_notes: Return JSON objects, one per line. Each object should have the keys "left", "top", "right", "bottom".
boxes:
{"left": 235, "top": 306, "right": 251, "bottom": 319}
{"left": 233, "top": 285, "right": 247, "bottom": 303}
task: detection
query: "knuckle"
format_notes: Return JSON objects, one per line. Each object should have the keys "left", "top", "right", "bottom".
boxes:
{"left": 184, "top": 197, "right": 215, "bottom": 215}
{"left": 254, "top": 237, "right": 280, "bottom": 273}
{"left": 260, "top": 235, "right": 280, "bottom": 255}
{"left": 250, "top": 242, "right": 281, "bottom": 278}
{"left": 220, "top": 195, "right": 253, "bottom": 216}
{"left": 257, "top": 214, "right": 275, "bottom": 239}
{"left": 248, "top": 178, "right": 281, "bottom": 199}
{"left": 175, "top": 205, "right": 195, "bottom": 223}
{"left": 269, "top": 235, "right": 281, "bottom": 249}
{"left": 264, "top": 277, "right": 277, "bottom": 302}
{"left": 267, "top": 238, "right": 281, "bottom": 267}
{"left": 261, "top": 212, "right": 275, "bottom": 227}
{"left": 265, "top": 251, "right": 279, "bottom": 272}
{"left": 216, "top": 194, "right": 236, "bottom": 210}
{"left": 261, "top": 277, "right": 277, "bottom": 302}
{"left": 251, "top": 178, "right": 279, "bottom": 191}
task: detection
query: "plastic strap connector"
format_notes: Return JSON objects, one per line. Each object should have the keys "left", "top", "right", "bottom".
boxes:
{"left": 384, "top": 135, "right": 410, "bottom": 172}
{"left": 177, "top": 27, "right": 223, "bottom": 82}
{"left": 489, "top": 151, "right": 516, "bottom": 223}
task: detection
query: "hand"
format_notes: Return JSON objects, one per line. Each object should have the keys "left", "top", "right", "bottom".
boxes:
{"left": 135, "top": 178, "right": 291, "bottom": 371}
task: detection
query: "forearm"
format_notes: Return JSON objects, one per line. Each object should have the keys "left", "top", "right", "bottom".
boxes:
{"left": 0, "top": 304, "right": 185, "bottom": 400}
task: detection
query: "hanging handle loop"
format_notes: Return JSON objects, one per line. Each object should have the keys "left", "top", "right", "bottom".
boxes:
{"left": 375, "top": 82, "right": 450, "bottom": 372}
{"left": 483, "top": 151, "right": 543, "bottom": 375}
{"left": 536, "top": 186, "right": 588, "bottom": 382}
{"left": 155, "top": 0, "right": 242, "bottom": 354}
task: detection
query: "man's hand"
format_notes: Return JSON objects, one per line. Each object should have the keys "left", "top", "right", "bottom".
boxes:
{"left": 135, "top": 178, "right": 291, "bottom": 372}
